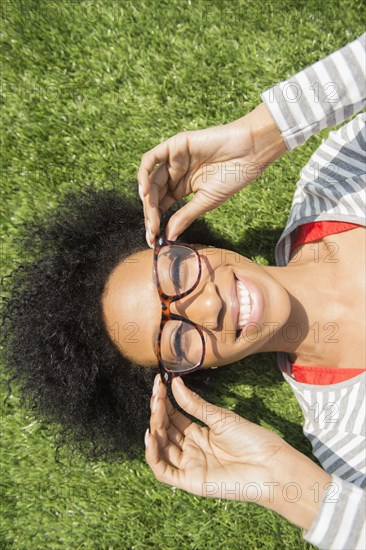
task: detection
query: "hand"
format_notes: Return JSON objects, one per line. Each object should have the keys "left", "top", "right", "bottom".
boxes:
{"left": 146, "top": 375, "right": 289, "bottom": 504}
{"left": 138, "top": 103, "right": 286, "bottom": 246}
{"left": 145, "top": 375, "right": 331, "bottom": 530}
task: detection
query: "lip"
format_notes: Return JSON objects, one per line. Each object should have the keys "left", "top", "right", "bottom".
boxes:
{"left": 234, "top": 273, "right": 264, "bottom": 340}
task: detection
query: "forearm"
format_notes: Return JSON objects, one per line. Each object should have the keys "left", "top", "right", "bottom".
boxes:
{"left": 249, "top": 102, "right": 288, "bottom": 164}
{"left": 264, "top": 445, "right": 366, "bottom": 550}
{"left": 267, "top": 445, "right": 332, "bottom": 531}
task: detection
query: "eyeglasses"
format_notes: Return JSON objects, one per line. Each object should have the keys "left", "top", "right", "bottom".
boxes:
{"left": 153, "top": 233, "right": 206, "bottom": 383}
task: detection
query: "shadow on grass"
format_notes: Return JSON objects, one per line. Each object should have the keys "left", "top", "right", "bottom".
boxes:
{"left": 180, "top": 208, "right": 284, "bottom": 266}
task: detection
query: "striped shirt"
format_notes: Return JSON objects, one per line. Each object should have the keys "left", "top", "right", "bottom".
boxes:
{"left": 261, "top": 33, "right": 366, "bottom": 550}
{"left": 262, "top": 33, "right": 366, "bottom": 150}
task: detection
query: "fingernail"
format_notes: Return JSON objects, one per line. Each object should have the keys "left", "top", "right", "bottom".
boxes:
{"left": 151, "top": 394, "right": 158, "bottom": 413}
{"left": 146, "top": 229, "right": 153, "bottom": 248}
{"left": 144, "top": 428, "right": 150, "bottom": 448}
{"left": 174, "top": 376, "right": 184, "bottom": 385}
{"left": 152, "top": 374, "right": 160, "bottom": 396}
{"left": 138, "top": 184, "right": 144, "bottom": 201}
{"left": 146, "top": 220, "right": 154, "bottom": 248}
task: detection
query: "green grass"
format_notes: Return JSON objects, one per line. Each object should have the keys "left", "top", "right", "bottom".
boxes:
{"left": 1, "top": 0, "right": 364, "bottom": 548}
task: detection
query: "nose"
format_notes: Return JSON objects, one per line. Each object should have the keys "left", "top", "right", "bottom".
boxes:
{"left": 171, "top": 282, "right": 223, "bottom": 330}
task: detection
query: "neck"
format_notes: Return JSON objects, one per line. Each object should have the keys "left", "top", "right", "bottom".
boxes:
{"left": 260, "top": 262, "right": 338, "bottom": 364}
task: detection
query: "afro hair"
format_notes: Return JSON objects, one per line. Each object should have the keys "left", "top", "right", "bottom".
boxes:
{"left": 1, "top": 185, "right": 234, "bottom": 461}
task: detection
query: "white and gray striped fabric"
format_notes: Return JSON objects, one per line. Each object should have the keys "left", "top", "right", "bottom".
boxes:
{"left": 275, "top": 113, "right": 366, "bottom": 270}
{"left": 261, "top": 32, "right": 366, "bottom": 150}
{"left": 283, "top": 371, "right": 366, "bottom": 489}
{"left": 264, "top": 34, "right": 365, "bottom": 550}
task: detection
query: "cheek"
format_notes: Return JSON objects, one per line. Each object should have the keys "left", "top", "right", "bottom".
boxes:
{"left": 203, "top": 331, "right": 234, "bottom": 366}
{"left": 203, "top": 317, "right": 283, "bottom": 367}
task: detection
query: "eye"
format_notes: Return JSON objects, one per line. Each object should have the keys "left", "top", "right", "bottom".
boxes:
{"left": 171, "top": 256, "right": 182, "bottom": 284}
{"left": 173, "top": 323, "right": 184, "bottom": 357}
{"left": 172, "top": 323, "right": 190, "bottom": 363}
{"left": 170, "top": 256, "right": 189, "bottom": 291}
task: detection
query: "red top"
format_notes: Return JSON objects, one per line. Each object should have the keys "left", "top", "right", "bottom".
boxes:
{"left": 289, "top": 221, "right": 364, "bottom": 385}
{"left": 290, "top": 221, "right": 363, "bottom": 256}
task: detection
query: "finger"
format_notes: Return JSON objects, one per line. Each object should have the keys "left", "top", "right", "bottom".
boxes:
{"left": 166, "top": 422, "right": 184, "bottom": 450}
{"left": 165, "top": 133, "right": 190, "bottom": 186}
{"left": 145, "top": 432, "right": 185, "bottom": 488}
{"left": 149, "top": 377, "right": 183, "bottom": 438}
{"left": 152, "top": 415, "right": 183, "bottom": 469}
{"left": 149, "top": 375, "right": 168, "bottom": 432}
{"left": 138, "top": 133, "right": 190, "bottom": 200}
{"left": 165, "top": 192, "right": 216, "bottom": 241}
{"left": 149, "top": 379, "right": 183, "bottom": 469}
{"left": 155, "top": 428, "right": 183, "bottom": 469}
{"left": 149, "top": 376, "right": 188, "bottom": 464}
{"left": 165, "top": 395, "right": 192, "bottom": 435}
{"left": 150, "top": 377, "right": 191, "bottom": 438}
{"left": 137, "top": 141, "right": 170, "bottom": 196}
{"left": 159, "top": 192, "right": 176, "bottom": 213}
{"left": 140, "top": 151, "right": 189, "bottom": 244}
{"left": 143, "top": 162, "right": 173, "bottom": 244}
{"left": 157, "top": 179, "right": 176, "bottom": 207}
{"left": 171, "top": 377, "right": 235, "bottom": 429}
{"left": 140, "top": 196, "right": 157, "bottom": 249}
{"left": 144, "top": 183, "right": 161, "bottom": 247}
{"left": 151, "top": 161, "right": 170, "bottom": 189}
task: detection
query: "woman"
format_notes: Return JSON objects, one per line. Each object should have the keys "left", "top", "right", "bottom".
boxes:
{"left": 137, "top": 33, "right": 365, "bottom": 550}
{"left": 2, "top": 34, "right": 364, "bottom": 549}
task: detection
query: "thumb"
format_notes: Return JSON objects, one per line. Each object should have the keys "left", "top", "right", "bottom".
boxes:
{"left": 165, "top": 193, "right": 215, "bottom": 241}
{"left": 172, "top": 377, "right": 226, "bottom": 428}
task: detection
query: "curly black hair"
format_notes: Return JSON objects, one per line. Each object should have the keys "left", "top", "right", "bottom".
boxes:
{"left": 1, "top": 185, "right": 234, "bottom": 462}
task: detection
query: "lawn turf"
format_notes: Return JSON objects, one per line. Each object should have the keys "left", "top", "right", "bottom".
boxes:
{"left": 1, "top": 0, "right": 365, "bottom": 548}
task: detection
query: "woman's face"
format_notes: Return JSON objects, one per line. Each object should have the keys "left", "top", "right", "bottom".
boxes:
{"left": 102, "top": 245, "right": 291, "bottom": 369}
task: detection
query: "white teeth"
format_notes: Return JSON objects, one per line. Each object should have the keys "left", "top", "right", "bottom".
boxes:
{"left": 236, "top": 279, "right": 251, "bottom": 328}
{"left": 237, "top": 280, "right": 248, "bottom": 293}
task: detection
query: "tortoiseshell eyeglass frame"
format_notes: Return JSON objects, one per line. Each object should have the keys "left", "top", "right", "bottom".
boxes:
{"left": 153, "top": 233, "right": 206, "bottom": 384}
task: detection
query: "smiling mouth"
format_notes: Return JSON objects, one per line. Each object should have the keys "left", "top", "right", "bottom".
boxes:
{"left": 233, "top": 276, "right": 252, "bottom": 338}
{"left": 233, "top": 273, "right": 265, "bottom": 339}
